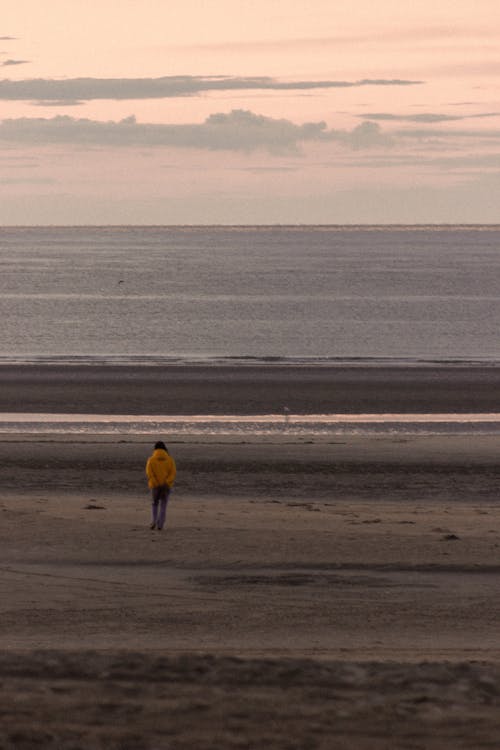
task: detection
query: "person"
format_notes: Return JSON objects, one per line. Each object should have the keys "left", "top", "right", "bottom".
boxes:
{"left": 145, "top": 441, "right": 176, "bottom": 530}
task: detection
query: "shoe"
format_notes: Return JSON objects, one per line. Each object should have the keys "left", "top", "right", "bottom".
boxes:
{"left": 157, "top": 526, "right": 163, "bottom": 531}
{"left": 150, "top": 522, "right": 156, "bottom": 530}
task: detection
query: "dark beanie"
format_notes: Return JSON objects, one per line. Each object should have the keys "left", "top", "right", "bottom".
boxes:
{"left": 154, "top": 441, "right": 167, "bottom": 451}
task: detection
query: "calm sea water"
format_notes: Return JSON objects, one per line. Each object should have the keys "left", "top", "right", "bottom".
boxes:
{"left": 1, "top": 224, "right": 500, "bottom": 364}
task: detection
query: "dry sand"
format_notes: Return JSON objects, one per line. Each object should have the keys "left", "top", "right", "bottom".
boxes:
{"left": 1, "top": 432, "right": 500, "bottom": 748}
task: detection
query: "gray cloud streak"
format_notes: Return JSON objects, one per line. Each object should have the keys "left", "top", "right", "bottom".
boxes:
{"left": 1, "top": 59, "right": 30, "bottom": 67}
{"left": 32, "top": 99, "right": 84, "bottom": 107}
{"left": 0, "top": 110, "right": 394, "bottom": 153}
{"left": 0, "top": 75, "right": 423, "bottom": 103}
{"left": 396, "top": 126, "right": 500, "bottom": 139}
{"left": 360, "top": 112, "right": 499, "bottom": 123}
{"left": 181, "top": 26, "right": 496, "bottom": 52}
{"left": 318, "top": 150, "right": 500, "bottom": 172}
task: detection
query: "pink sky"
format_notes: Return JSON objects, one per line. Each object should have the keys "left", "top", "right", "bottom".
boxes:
{"left": 1, "top": 0, "right": 499, "bottom": 223}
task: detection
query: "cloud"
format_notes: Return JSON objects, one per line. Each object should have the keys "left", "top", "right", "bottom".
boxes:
{"left": 396, "top": 126, "right": 500, "bottom": 139}
{"left": 0, "top": 110, "right": 395, "bottom": 153}
{"left": 415, "top": 152, "right": 500, "bottom": 171}
{"left": 225, "top": 166, "right": 300, "bottom": 173}
{"left": 0, "top": 177, "right": 56, "bottom": 185}
{"left": 343, "top": 121, "right": 394, "bottom": 149}
{"left": 0, "top": 75, "right": 423, "bottom": 103}
{"left": 1, "top": 59, "right": 30, "bottom": 67}
{"left": 319, "top": 149, "right": 500, "bottom": 174}
{"left": 31, "top": 100, "right": 84, "bottom": 107}
{"left": 405, "top": 149, "right": 500, "bottom": 170}
{"left": 21, "top": 109, "right": 500, "bottom": 166}
{"left": 359, "top": 112, "right": 499, "bottom": 124}
{"left": 178, "top": 26, "right": 498, "bottom": 52}
{"left": 0, "top": 111, "right": 327, "bottom": 154}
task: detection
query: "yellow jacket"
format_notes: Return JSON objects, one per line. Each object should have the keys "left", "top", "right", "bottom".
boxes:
{"left": 146, "top": 448, "right": 176, "bottom": 489}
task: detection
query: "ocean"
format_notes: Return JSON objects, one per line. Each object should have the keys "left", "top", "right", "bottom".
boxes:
{"left": 2, "top": 224, "right": 500, "bottom": 365}
{"left": 2, "top": 225, "right": 500, "bottom": 436}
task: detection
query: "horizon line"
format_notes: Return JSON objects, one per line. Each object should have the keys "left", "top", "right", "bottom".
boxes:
{"left": 1, "top": 223, "right": 500, "bottom": 229}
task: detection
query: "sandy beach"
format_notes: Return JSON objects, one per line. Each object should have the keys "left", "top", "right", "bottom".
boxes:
{"left": 2, "top": 434, "right": 500, "bottom": 657}
{"left": 1, "top": 363, "right": 500, "bottom": 748}
{"left": 1, "top": 418, "right": 500, "bottom": 747}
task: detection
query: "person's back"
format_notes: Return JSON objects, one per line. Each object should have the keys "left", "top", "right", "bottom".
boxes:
{"left": 146, "top": 445, "right": 176, "bottom": 489}
{"left": 145, "top": 441, "right": 176, "bottom": 530}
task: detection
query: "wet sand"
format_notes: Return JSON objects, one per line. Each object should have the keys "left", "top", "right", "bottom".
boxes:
{"left": 2, "top": 362, "right": 500, "bottom": 413}
{"left": 1, "top": 430, "right": 500, "bottom": 748}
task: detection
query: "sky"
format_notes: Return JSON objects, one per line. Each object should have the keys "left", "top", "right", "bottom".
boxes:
{"left": 0, "top": 0, "right": 499, "bottom": 224}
